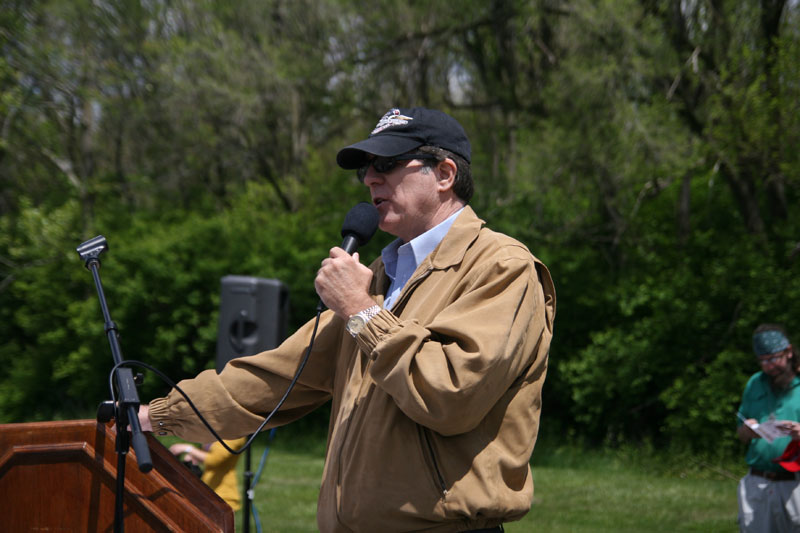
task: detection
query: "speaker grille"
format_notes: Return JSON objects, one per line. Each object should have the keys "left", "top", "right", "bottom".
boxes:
{"left": 215, "top": 276, "right": 288, "bottom": 373}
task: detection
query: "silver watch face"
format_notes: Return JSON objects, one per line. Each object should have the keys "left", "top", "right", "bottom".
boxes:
{"left": 346, "top": 314, "right": 367, "bottom": 335}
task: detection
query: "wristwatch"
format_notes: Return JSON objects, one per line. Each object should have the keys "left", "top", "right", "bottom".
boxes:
{"left": 345, "top": 305, "right": 381, "bottom": 337}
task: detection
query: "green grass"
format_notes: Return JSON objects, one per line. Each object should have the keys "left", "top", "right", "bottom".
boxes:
{"left": 518, "top": 463, "right": 738, "bottom": 532}
{"left": 160, "top": 431, "right": 744, "bottom": 533}
{"left": 511, "top": 441, "right": 742, "bottom": 533}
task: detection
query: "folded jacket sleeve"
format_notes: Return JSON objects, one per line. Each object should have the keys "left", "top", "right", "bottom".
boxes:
{"left": 360, "top": 251, "right": 553, "bottom": 436}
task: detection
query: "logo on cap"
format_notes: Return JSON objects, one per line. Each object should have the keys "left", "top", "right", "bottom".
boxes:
{"left": 371, "top": 109, "right": 414, "bottom": 135}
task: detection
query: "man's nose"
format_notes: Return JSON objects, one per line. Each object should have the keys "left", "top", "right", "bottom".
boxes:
{"left": 362, "top": 167, "right": 383, "bottom": 186}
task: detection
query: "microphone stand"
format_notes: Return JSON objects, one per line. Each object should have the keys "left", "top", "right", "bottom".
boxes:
{"left": 77, "top": 236, "right": 153, "bottom": 533}
{"left": 243, "top": 436, "right": 253, "bottom": 533}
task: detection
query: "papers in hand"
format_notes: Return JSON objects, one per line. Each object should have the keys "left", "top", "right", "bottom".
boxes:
{"left": 738, "top": 413, "right": 791, "bottom": 443}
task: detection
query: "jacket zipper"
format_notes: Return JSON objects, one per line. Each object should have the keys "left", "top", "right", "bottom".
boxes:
{"left": 391, "top": 267, "right": 432, "bottom": 313}
{"left": 421, "top": 426, "right": 448, "bottom": 495}
{"left": 399, "top": 266, "right": 446, "bottom": 496}
{"left": 335, "top": 357, "right": 376, "bottom": 507}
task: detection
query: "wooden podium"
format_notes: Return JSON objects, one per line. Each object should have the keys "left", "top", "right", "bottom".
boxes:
{"left": 0, "top": 419, "right": 234, "bottom": 532}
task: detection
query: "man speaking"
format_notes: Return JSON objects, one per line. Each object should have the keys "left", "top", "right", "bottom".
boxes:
{"left": 139, "top": 107, "right": 556, "bottom": 532}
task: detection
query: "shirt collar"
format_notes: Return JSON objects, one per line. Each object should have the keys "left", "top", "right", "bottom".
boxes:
{"left": 381, "top": 208, "right": 464, "bottom": 281}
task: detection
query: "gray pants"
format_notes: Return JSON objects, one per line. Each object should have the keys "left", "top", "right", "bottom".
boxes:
{"left": 739, "top": 472, "right": 800, "bottom": 532}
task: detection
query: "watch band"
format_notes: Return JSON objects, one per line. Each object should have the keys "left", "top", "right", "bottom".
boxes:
{"left": 362, "top": 304, "right": 381, "bottom": 319}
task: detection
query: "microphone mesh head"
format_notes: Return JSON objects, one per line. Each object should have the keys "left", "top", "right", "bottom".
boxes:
{"left": 341, "top": 202, "right": 379, "bottom": 246}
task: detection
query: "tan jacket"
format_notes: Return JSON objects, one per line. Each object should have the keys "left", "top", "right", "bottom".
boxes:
{"left": 149, "top": 206, "right": 556, "bottom": 532}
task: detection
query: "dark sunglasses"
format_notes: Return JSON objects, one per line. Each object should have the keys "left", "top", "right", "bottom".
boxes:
{"left": 758, "top": 348, "right": 791, "bottom": 366}
{"left": 357, "top": 153, "right": 440, "bottom": 181}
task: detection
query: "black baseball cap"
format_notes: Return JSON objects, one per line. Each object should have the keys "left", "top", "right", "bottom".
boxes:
{"left": 336, "top": 107, "right": 471, "bottom": 169}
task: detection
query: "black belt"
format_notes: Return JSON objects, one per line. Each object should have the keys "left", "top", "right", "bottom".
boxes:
{"left": 751, "top": 468, "right": 798, "bottom": 481}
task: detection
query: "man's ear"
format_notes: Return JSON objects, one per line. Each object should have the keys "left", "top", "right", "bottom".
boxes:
{"left": 435, "top": 158, "right": 458, "bottom": 192}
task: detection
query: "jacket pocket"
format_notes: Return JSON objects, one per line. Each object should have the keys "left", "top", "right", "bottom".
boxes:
{"left": 335, "top": 395, "right": 451, "bottom": 530}
{"left": 419, "top": 424, "right": 448, "bottom": 498}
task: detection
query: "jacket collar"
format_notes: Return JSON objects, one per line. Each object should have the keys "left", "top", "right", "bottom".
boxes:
{"left": 424, "top": 205, "right": 484, "bottom": 271}
{"left": 371, "top": 205, "right": 484, "bottom": 297}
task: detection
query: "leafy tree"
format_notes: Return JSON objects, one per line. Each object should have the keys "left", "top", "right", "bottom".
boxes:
{"left": 0, "top": 0, "right": 799, "bottom": 460}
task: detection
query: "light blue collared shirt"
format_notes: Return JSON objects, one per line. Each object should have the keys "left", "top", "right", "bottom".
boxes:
{"left": 381, "top": 208, "right": 464, "bottom": 310}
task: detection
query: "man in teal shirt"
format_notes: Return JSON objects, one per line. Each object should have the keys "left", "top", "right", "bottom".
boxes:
{"left": 737, "top": 324, "right": 800, "bottom": 532}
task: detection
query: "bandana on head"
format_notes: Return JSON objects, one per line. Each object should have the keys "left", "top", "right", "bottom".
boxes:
{"left": 753, "top": 330, "right": 790, "bottom": 356}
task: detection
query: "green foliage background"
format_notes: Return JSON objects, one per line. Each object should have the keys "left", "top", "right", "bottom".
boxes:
{"left": 1, "top": 0, "right": 799, "bottom": 459}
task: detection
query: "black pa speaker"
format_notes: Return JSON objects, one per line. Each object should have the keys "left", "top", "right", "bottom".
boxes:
{"left": 215, "top": 275, "right": 289, "bottom": 373}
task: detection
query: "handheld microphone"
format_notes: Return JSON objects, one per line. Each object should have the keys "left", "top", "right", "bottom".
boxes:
{"left": 316, "top": 202, "right": 379, "bottom": 312}
{"left": 339, "top": 201, "right": 379, "bottom": 254}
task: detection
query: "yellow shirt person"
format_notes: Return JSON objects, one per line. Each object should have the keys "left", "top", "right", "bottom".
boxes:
{"left": 170, "top": 437, "right": 247, "bottom": 510}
